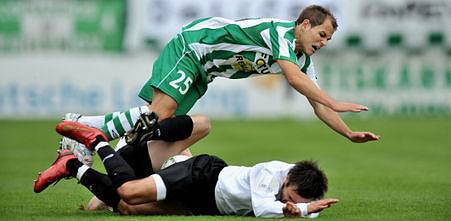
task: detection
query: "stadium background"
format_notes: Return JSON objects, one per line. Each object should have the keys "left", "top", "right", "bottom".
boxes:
{"left": 1, "top": 0, "right": 450, "bottom": 118}
{"left": 0, "top": 0, "right": 450, "bottom": 221}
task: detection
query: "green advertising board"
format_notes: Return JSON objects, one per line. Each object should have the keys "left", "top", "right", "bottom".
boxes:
{"left": 0, "top": 0, "right": 126, "bottom": 52}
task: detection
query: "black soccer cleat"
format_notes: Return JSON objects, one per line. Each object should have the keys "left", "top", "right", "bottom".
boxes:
{"left": 125, "top": 112, "right": 159, "bottom": 146}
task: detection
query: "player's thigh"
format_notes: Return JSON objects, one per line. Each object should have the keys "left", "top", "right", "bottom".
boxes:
{"left": 147, "top": 140, "right": 189, "bottom": 171}
{"left": 173, "top": 86, "right": 202, "bottom": 115}
{"left": 148, "top": 89, "right": 178, "bottom": 119}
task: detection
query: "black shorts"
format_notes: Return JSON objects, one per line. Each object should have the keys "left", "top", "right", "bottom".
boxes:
{"left": 156, "top": 154, "right": 228, "bottom": 215}
{"left": 117, "top": 141, "right": 154, "bottom": 178}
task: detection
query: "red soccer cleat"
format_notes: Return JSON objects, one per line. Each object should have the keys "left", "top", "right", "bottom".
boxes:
{"left": 55, "top": 121, "right": 108, "bottom": 150}
{"left": 33, "top": 149, "right": 76, "bottom": 193}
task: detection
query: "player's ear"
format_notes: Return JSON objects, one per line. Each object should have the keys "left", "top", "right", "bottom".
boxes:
{"left": 300, "top": 19, "right": 311, "bottom": 31}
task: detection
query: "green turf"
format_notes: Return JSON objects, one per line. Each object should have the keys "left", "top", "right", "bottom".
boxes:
{"left": 0, "top": 117, "right": 450, "bottom": 220}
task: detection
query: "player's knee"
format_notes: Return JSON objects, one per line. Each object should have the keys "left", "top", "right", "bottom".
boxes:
{"left": 86, "top": 197, "right": 109, "bottom": 211}
{"left": 193, "top": 115, "right": 211, "bottom": 137}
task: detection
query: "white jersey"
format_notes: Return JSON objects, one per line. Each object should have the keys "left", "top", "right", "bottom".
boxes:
{"left": 214, "top": 161, "right": 319, "bottom": 218}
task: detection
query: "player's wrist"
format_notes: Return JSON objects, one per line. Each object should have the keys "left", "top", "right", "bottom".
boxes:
{"left": 298, "top": 203, "right": 310, "bottom": 217}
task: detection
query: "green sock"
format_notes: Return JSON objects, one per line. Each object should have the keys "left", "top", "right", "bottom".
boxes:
{"left": 101, "top": 106, "right": 149, "bottom": 140}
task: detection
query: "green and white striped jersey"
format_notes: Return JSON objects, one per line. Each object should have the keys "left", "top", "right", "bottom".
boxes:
{"left": 180, "top": 17, "right": 318, "bottom": 85}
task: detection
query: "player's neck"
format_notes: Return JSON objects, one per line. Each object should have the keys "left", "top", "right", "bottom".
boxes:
{"left": 294, "top": 25, "right": 303, "bottom": 53}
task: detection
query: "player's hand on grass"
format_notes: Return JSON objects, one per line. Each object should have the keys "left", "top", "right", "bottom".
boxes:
{"left": 348, "top": 131, "right": 380, "bottom": 143}
{"left": 332, "top": 102, "right": 368, "bottom": 113}
{"left": 307, "top": 198, "right": 339, "bottom": 213}
{"left": 283, "top": 201, "right": 300, "bottom": 218}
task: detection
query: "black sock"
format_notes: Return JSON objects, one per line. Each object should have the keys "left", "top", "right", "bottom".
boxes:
{"left": 95, "top": 140, "right": 136, "bottom": 188}
{"left": 79, "top": 168, "right": 120, "bottom": 210}
{"left": 66, "top": 158, "right": 83, "bottom": 177}
{"left": 152, "top": 115, "right": 193, "bottom": 142}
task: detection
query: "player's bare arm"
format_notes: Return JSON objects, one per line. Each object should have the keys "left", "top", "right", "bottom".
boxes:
{"left": 308, "top": 99, "right": 380, "bottom": 143}
{"left": 278, "top": 60, "right": 368, "bottom": 113}
{"left": 118, "top": 200, "right": 192, "bottom": 215}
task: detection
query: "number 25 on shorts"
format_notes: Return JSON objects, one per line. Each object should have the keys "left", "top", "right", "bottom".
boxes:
{"left": 169, "top": 70, "right": 193, "bottom": 95}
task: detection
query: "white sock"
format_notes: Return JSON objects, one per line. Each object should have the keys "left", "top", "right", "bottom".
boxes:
{"left": 78, "top": 116, "right": 107, "bottom": 128}
{"left": 94, "top": 141, "right": 109, "bottom": 152}
{"left": 76, "top": 165, "right": 90, "bottom": 180}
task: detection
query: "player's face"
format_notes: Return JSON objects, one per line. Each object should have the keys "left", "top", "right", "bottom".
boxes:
{"left": 281, "top": 183, "right": 311, "bottom": 204}
{"left": 296, "top": 18, "right": 335, "bottom": 56}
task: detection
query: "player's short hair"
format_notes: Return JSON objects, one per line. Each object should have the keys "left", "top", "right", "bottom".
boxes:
{"left": 287, "top": 160, "right": 328, "bottom": 199}
{"left": 296, "top": 5, "right": 338, "bottom": 30}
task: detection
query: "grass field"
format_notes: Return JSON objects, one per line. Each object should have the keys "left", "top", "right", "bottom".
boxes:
{"left": 0, "top": 117, "right": 450, "bottom": 221}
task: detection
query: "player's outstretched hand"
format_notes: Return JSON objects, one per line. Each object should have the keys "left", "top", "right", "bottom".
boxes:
{"left": 307, "top": 198, "right": 339, "bottom": 214}
{"left": 348, "top": 131, "right": 380, "bottom": 143}
{"left": 283, "top": 202, "right": 300, "bottom": 218}
{"left": 332, "top": 102, "right": 368, "bottom": 113}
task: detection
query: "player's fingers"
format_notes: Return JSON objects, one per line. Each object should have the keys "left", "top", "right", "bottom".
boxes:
{"left": 369, "top": 133, "right": 380, "bottom": 140}
{"left": 325, "top": 198, "right": 339, "bottom": 204}
{"left": 351, "top": 104, "right": 368, "bottom": 112}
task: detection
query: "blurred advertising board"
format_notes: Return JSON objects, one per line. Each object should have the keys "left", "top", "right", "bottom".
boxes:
{"left": 0, "top": 52, "right": 449, "bottom": 118}
{"left": 137, "top": 0, "right": 451, "bottom": 51}
{"left": 0, "top": 0, "right": 126, "bottom": 52}
{"left": 343, "top": 0, "right": 451, "bottom": 50}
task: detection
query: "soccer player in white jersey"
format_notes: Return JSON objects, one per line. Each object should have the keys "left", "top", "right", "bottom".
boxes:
{"left": 74, "top": 5, "right": 379, "bottom": 145}
{"left": 35, "top": 120, "right": 338, "bottom": 218}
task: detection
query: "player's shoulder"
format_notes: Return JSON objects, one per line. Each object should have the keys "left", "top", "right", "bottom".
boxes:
{"left": 255, "top": 160, "right": 293, "bottom": 171}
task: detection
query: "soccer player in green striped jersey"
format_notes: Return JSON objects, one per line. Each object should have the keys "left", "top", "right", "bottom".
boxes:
{"left": 80, "top": 5, "right": 379, "bottom": 144}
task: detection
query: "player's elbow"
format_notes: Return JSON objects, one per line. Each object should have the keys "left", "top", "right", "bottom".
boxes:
{"left": 253, "top": 205, "right": 279, "bottom": 218}
{"left": 285, "top": 74, "right": 298, "bottom": 87}
{"left": 117, "top": 200, "right": 136, "bottom": 215}
{"left": 117, "top": 183, "right": 141, "bottom": 205}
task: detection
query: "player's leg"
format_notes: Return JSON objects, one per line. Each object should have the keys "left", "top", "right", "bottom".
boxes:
{"left": 137, "top": 34, "right": 207, "bottom": 120}
{"left": 64, "top": 106, "right": 148, "bottom": 131}
{"left": 125, "top": 84, "right": 204, "bottom": 145}
{"left": 149, "top": 154, "right": 228, "bottom": 215}
{"left": 83, "top": 115, "right": 208, "bottom": 211}
{"left": 113, "top": 114, "right": 209, "bottom": 172}
{"left": 56, "top": 122, "right": 138, "bottom": 189}
{"left": 147, "top": 89, "right": 178, "bottom": 120}
{"left": 56, "top": 121, "right": 161, "bottom": 206}
{"left": 147, "top": 115, "right": 210, "bottom": 171}
{"left": 98, "top": 106, "right": 149, "bottom": 140}
{"left": 115, "top": 155, "right": 222, "bottom": 206}
{"left": 34, "top": 150, "right": 122, "bottom": 210}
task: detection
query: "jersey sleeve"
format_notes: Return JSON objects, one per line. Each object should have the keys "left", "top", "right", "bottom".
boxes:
{"left": 262, "top": 22, "right": 299, "bottom": 65}
{"left": 249, "top": 165, "right": 285, "bottom": 218}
